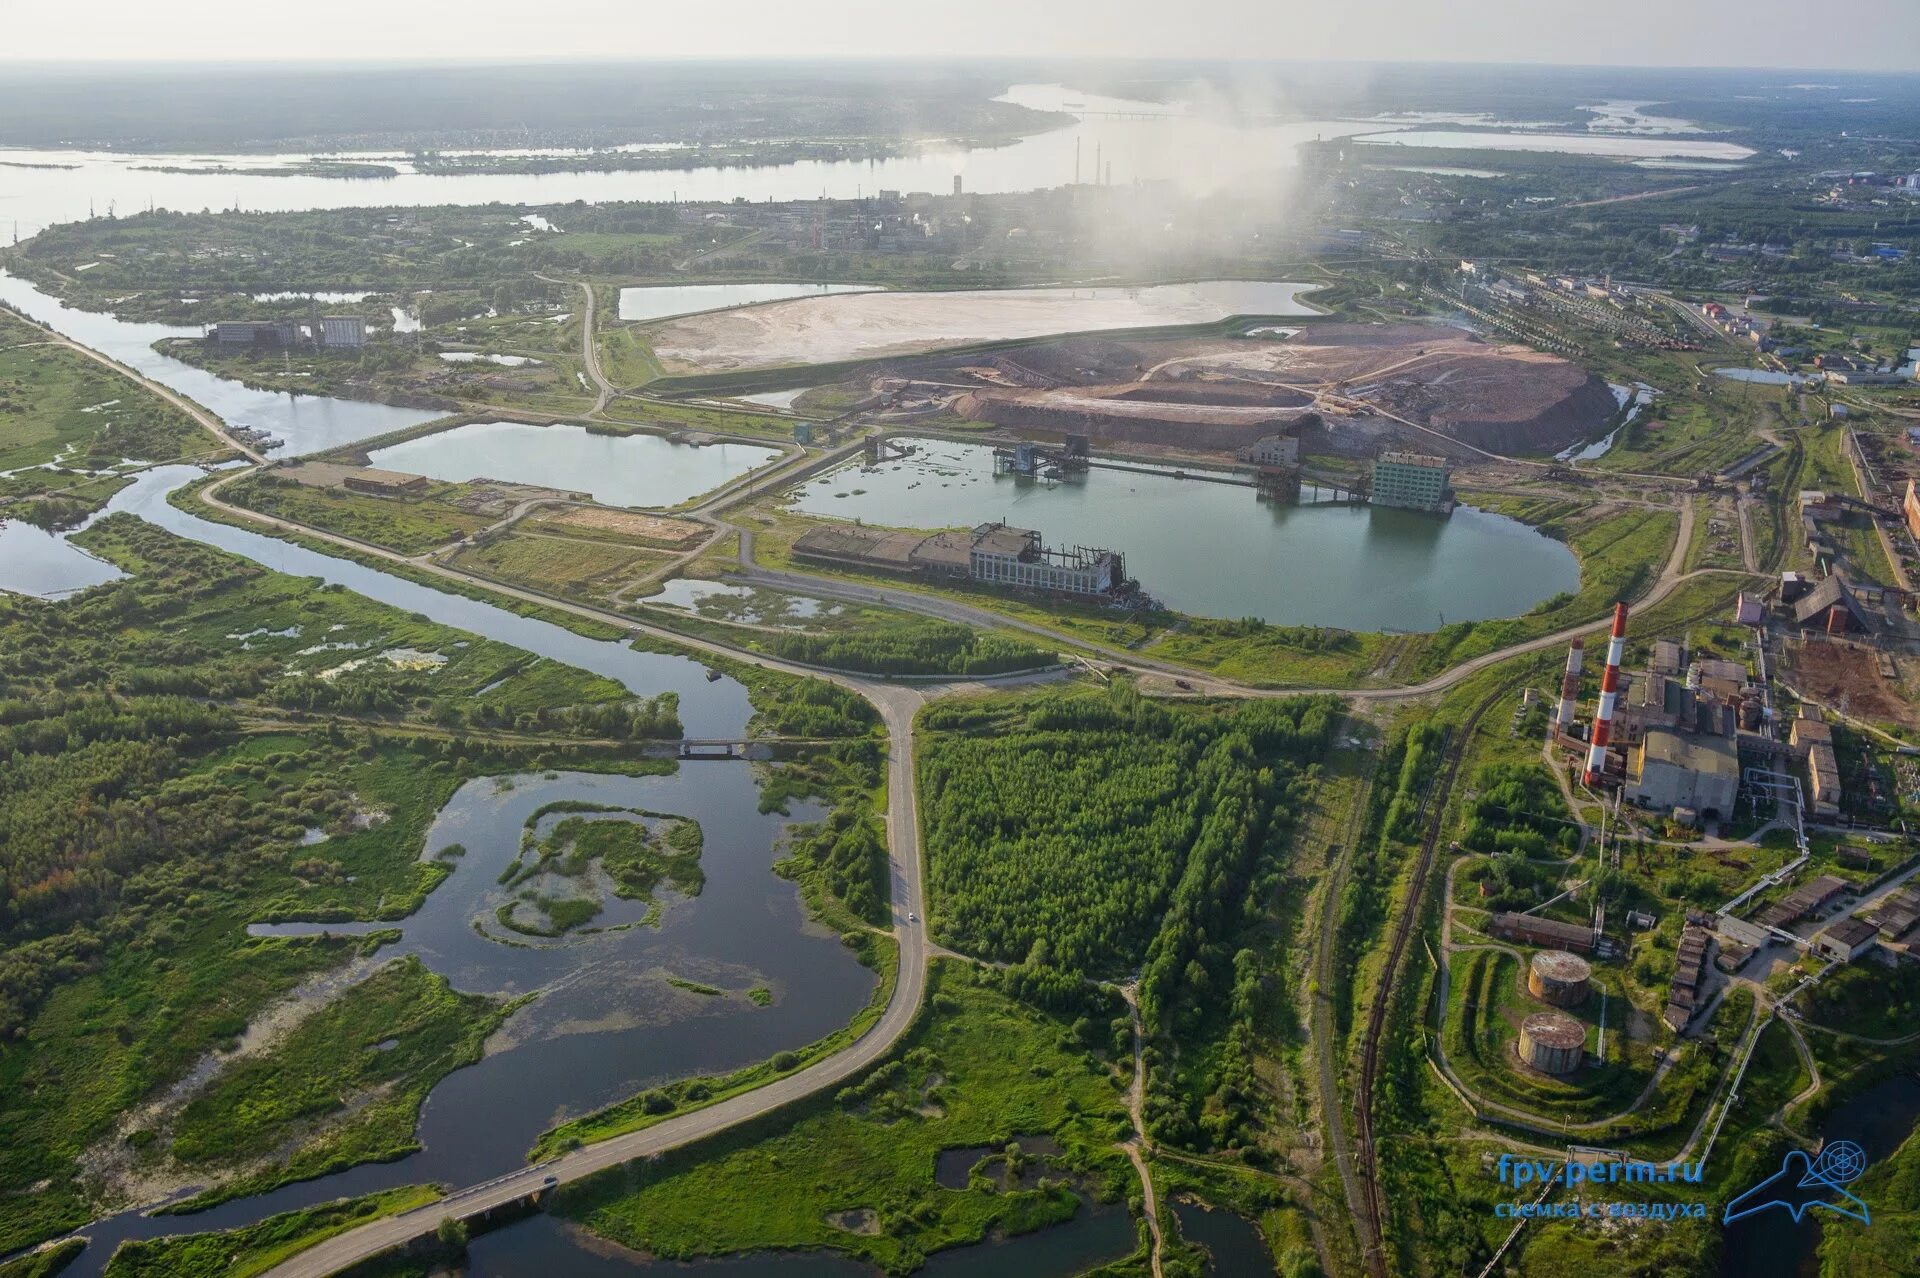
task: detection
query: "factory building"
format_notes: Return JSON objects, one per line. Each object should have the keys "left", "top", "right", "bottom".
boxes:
{"left": 1664, "top": 927, "right": 1711, "bottom": 1031}
{"left": 1519, "top": 1012, "right": 1586, "bottom": 1075}
{"left": 1625, "top": 730, "right": 1739, "bottom": 819}
{"left": 792, "top": 521, "right": 1128, "bottom": 599}
{"left": 319, "top": 316, "right": 367, "bottom": 349}
{"left": 1793, "top": 576, "right": 1872, "bottom": 635}
{"left": 1370, "top": 451, "right": 1454, "bottom": 513}
{"left": 213, "top": 320, "right": 300, "bottom": 350}
{"left": 1757, "top": 875, "right": 1850, "bottom": 930}
{"left": 1528, "top": 951, "right": 1592, "bottom": 1007}
{"left": 1816, "top": 917, "right": 1880, "bottom": 963}
{"left": 1491, "top": 912, "right": 1596, "bottom": 953}
{"left": 1237, "top": 432, "right": 1300, "bottom": 467}
{"left": 212, "top": 316, "right": 368, "bottom": 352}
{"left": 966, "top": 522, "right": 1120, "bottom": 596}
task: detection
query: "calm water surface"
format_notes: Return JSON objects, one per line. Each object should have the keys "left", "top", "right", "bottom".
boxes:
{"left": 1173, "top": 1202, "right": 1272, "bottom": 1276}
{"left": 0, "top": 272, "right": 436, "bottom": 455}
{"left": 369, "top": 420, "right": 781, "bottom": 508}
{"left": 0, "top": 518, "right": 126, "bottom": 597}
{"left": 1718, "top": 1074, "right": 1920, "bottom": 1278}
{"left": 788, "top": 438, "right": 1579, "bottom": 632}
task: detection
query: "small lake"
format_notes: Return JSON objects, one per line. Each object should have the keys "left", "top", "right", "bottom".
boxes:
{"left": 0, "top": 517, "right": 126, "bottom": 597}
{"left": 1173, "top": 1201, "right": 1272, "bottom": 1276}
{"left": 786, "top": 438, "right": 1579, "bottom": 633}
{"left": 439, "top": 351, "right": 542, "bottom": 367}
{"left": 619, "top": 283, "right": 881, "bottom": 324}
{"left": 1715, "top": 368, "right": 1810, "bottom": 387}
{"left": 368, "top": 420, "right": 781, "bottom": 509}
{"left": 646, "top": 578, "right": 839, "bottom": 623}
{"left": 0, "top": 272, "right": 437, "bottom": 457}
{"left": 1718, "top": 1073, "right": 1920, "bottom": 1278}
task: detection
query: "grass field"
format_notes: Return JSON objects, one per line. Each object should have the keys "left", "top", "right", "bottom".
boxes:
{"left": 0, "top": 309, "right": 212, "bottom": 522}
{"left": 451, "top": 529, "right": 676, "bottom": 603}
{"left": 555, "top": 961, "right": 1136, "bottom": 1275}
{"left": 162, "top": 958, "right": 516, "bottom": 1209}
{"left": 221, "top": 472, "right": 492, "bottom": 555}
{"left": 102, "top": 1186, "right": 441, "bottom": 1278}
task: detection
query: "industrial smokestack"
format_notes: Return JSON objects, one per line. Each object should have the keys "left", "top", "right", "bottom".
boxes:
{"left": 1556, "top": 638, "right": 1584, "bottom": 729}
{"left": 1582, "top": 604, "right": 1629, "bottom": 786}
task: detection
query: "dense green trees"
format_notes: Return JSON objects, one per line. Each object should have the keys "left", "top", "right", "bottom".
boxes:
{"left": 919, "top": 686, "right": 1339, "bottom": 1148}
{"left": 768, "top": 619, "right": 1053, "bottom": 677}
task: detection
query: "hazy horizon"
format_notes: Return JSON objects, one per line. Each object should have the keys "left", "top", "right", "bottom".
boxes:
{"left": 5, "top": 0, "right": 1918, "bottom": 73}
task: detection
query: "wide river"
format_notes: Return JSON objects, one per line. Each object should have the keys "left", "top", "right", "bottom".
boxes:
{"left": 0, "top": 84, "right": 1756, "bottom": 238}
{"left": 790, "top": 438, "right": 1579, "bottom": 633}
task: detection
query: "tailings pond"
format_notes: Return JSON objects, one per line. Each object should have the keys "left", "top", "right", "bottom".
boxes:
{"left": 618, "top": 283, "right": 882, "bottom": 324}
{"left": 367, "top": 419, "right": 782, "bottom": 509}
{"left": 788, "top": 438, "right": 1579, "bottom": 633}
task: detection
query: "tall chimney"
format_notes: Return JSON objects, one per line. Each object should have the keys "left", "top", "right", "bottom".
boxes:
{"left": 1583, "top": 604, "right": 1630, "bottom": 786}
{"left": 1556, "top": 638, "right": 1584, "bottom": 729}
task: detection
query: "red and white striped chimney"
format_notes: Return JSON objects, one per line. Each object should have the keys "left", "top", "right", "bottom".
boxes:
{"left": 1582, "top": 603, "right": 1630, "bottom": 786}
{"left": 1556, "top": 638, "right": 1584, "bottom": 730}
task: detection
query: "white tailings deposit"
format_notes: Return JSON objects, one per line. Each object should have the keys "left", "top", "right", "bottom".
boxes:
{"left": 642, "top": 280, "right": 1321, "bottom": 373}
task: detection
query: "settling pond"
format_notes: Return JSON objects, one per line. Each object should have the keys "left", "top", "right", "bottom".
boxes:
{"left": 788, "top": 438, "right": 1579, "bottom": 633}
{"left": 368, "top": 419, "right": 782, "bottom": 509}
{"left": 619, "top": 282, "right": 882, "bottom": 324}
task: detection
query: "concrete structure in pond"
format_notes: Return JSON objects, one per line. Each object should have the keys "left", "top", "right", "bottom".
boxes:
{"left": 1370, "top": 451, "right": 1454, "bottom": 513}
{"left": 1519, "top": 1011, "right": 1586, "bottom": 1075}
{"left": 1528, "top": 950, "right": 1593, "bottom": 1007}
{"left": 792, "top": 520, "right": 1130, "bottom": 599}
{"left": 1237, "top": 431, "right": 1301, "bottom": 467}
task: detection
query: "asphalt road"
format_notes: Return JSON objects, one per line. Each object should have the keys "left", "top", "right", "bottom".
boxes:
{"left": 267, "top": 684, "right": 929, "bottom": 1278}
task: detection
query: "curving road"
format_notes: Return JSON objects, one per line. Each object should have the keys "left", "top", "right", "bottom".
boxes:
{"left": 267, "top": 681, "right": 929, "bottom": 1278}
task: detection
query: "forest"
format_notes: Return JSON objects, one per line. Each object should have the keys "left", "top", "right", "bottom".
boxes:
{"left": 766, "top": 618, "right": 1054, "bottom": 677}
{"left": 917, "top": 684, "right": 1339, "bottom": 1150}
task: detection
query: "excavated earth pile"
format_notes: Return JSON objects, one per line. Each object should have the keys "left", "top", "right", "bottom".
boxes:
{"left": 905, "top": 325, "right": 1614, "bottom": 458}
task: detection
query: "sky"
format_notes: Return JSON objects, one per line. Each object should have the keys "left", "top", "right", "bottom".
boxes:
{"left": 5, "top": 0, "right": 1918, "bottom": 70}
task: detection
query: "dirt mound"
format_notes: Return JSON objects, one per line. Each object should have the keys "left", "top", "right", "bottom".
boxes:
{"left": 953, "top": 389, "right": 1310, "bottom": 452}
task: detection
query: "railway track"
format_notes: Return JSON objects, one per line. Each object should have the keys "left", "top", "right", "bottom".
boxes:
{"left": 1345, "top": 589, "right": 1745, "bottom": 1276}
{"left": 1350, "top": 683, "right": 1506, "bottom": 1277}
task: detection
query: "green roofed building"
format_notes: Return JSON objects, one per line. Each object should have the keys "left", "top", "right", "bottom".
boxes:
{"left": 1371, "top": 451, "right": 1454, "bottom": 514}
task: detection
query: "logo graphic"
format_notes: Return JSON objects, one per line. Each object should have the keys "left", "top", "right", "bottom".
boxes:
{"left": 1723, "top": 1141, "right": 1870, "bottom": 1227}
